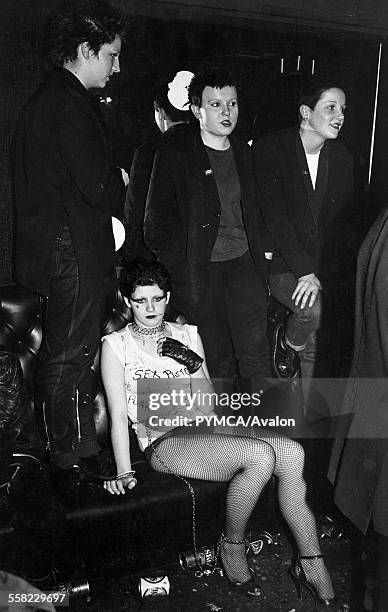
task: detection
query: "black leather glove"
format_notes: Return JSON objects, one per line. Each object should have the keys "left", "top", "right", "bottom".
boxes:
{"left": 161, "top": 338, "right": 203, "bottom": 374}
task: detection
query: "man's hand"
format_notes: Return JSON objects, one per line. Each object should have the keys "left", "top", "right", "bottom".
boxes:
{"left": 292, "top": 273, "right": 321, "bottom": 309}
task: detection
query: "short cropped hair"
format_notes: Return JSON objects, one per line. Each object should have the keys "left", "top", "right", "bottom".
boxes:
{"left": 188, "top": 64, "right": 238, "bottom": 107}
{"left": 120, "top": 258, "right": 171, "bottom": 300}
{"left": 45, "top": 0, "right": 126, "bottom": 68}
{"left": 298, "top": 77, "right": 345, "bottom": 120}
{"left": 153, "top": 75, "right": 191, "bottom": 123}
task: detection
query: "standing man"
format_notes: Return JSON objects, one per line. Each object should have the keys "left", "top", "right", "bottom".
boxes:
{"left": 124, "top": 71, "right": 194, "bottom": 262}
{"left": 144, "top": 65, "right": 272, "bottom": 389}
{"left": 13, "top": 0, "right": 128, "bottom": 486}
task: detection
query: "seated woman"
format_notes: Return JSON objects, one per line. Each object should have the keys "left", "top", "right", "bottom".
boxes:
{"left": 101, "top": 258, "right": 334, "bottom": 605}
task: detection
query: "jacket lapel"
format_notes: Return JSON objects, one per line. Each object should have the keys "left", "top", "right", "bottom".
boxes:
{"left": 311, "top": 145, "right": 329, "bottom": 224}
{"left": 229, "top": 136, "right": 249, "bottom": 205}
{"left": 295, "top": 133, "right": 331, "bottom": 226}
{"left": 315, "top": 144, "right": 329, "bottom": 197}
{"left": 318, "top": 143, "right": 344, "bottom": 227}
{"left": 295, "top": 134, "right": 318, "bottom": 226}
{"left": 191, "top": 132, "right": 221, "bottom": 212}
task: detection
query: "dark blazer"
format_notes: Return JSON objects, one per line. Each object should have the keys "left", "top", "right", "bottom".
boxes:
{"left": 252, "top": 126, "right": 354, "bottom": 281}
{"left": 144, "top": 130, "right": 272, "bottom": 319}
{"left": 328, "top": 207, "right": 388, "bottom": 536}
{"left": 13, "top": 68, "right": 125, "bottom": 297}
{"left": 124, "top": 122, "right": 194, "bottom": 261}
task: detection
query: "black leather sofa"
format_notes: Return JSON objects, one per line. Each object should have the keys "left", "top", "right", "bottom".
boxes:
{"left": 0, "top": 284, "right": 273, "bottom": 586}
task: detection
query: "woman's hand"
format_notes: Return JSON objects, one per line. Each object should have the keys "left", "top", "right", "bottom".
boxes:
{"left": 292, "top": 273, "right": 321, "bottom": 309}
{"left": 157, "top": 337, "right": 203, "bottom": 373}
{"left": 103, "top": 475, "right": 137, "bottom": 495}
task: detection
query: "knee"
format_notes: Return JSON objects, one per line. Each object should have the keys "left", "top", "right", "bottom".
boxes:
{"left": 288, "top": 440, "right": 305, "bottom": 471}
{"left": 311, "top": 297, "right": 321, "bottom": 328}
{"left": 295, "top": 298, "right": 321, "bottom": 329}
{"left": 264, "top": 446, "right": 277, "bottom": 476}
{"left": 256, "top": 440, "right": 276, "bottom": 476}
{"left": 241, "top": 439, "right": 276, "bottom": 476}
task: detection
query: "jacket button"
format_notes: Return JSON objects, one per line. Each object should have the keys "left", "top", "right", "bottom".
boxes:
{"left": 214, "top": 212, "right": 221, "bottom": 218}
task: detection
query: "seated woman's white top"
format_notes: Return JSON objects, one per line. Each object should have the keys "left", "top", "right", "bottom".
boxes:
{"left": 102, "top": 322, "right": 205, "bottom": 450}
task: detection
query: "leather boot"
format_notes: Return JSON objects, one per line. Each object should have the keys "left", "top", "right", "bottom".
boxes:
{"left": 272, "top": 323, "right": 301, "bottom": 378}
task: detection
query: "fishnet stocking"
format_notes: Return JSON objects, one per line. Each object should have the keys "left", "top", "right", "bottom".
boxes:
{"left": 238, "top": 427, "right": 334, "bottom": 601}
{"left": 150, "top": 433, "right": 275, "bottom": 583}
{"left": 149, "top": 427, "right": 333, "bottom": 597}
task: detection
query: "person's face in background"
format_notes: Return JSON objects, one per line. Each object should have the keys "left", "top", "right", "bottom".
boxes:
{"left": 193, "top": 85, "right": 238, "bottom": 139}
{"left": 301, "top": 87, "right": 346, "bottom": 141}
{"left": 83, "top": 35, "right": 122, "bottom": 90}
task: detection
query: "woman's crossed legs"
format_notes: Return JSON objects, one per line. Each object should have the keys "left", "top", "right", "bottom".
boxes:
{"left": 149, "top": 426, "right": 334, "bottom": 598}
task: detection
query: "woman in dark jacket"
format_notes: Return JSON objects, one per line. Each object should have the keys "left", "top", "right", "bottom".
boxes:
{"left": 253, "top": 78, "right": 354, "bottom": 408}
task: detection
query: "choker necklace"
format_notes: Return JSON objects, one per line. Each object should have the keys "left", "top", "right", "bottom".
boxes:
{"left": 132, "top": 321, "right": 166, "bottom": 336}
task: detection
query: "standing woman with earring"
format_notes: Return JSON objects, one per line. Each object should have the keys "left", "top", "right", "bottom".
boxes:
{"left": 252, "top": 78, "right": 355, "bottom": 411}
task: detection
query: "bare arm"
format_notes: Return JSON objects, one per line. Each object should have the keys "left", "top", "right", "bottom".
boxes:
{"left": 190, "top": 333, "right": 212, "bottom": 382}
{"left": 189, "top": 333, "right": 215, "bottom": 415}
{"left": 101, "top": 340, "right": 136, "bottom": 495}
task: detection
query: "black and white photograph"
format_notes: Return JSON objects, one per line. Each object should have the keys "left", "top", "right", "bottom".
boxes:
{"left": 1, "top": 1, "right": 388, "bottom": 610}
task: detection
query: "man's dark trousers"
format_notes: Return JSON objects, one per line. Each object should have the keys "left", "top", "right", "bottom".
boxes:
{"left": 39, "top": 225, "right": 112, "bottom": 468}
{"left": 196, "top": 250, "right": 270, "bottom": 384}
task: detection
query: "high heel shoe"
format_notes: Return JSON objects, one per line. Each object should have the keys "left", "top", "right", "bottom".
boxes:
{"left": 289, "top": 553, "right": 335, "bottom": 608}
{"left": 218, "top": 534, "right": 262, "bottom": 599}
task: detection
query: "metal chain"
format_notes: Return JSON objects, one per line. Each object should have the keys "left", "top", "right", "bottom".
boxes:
{"left": 128, "top": 323, "right": 201, "bottom": 569}
{"left": 211, "top": 535, "right": 222, "bottom": 576}
{"left": 146, "top": 427, "right": 202, "bottom": 572}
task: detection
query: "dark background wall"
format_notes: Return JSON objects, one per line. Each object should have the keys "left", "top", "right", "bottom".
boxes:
{"left": 1, "top": 0, "right": 386, "bottom": 286}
